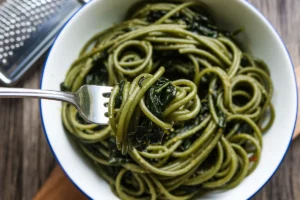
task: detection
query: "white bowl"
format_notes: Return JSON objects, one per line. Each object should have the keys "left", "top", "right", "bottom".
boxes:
{"left": 40, "top": 0, "right": 297, "bottom": 199}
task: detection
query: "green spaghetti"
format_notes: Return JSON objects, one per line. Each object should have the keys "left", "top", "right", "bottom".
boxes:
{"left": 60, "top": 1, "right": 274, "bottom": 199}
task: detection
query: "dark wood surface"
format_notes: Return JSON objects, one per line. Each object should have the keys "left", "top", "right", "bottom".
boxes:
{"left": 0, "top": 0, "right": 299, "bottom": 199}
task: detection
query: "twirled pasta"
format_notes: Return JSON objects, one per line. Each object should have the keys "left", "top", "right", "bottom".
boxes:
{"left": 109, "top": 67, "right": 201, "bottom": 154}
{"left": 60, "top": 1, "right": 274, "bottom": 199}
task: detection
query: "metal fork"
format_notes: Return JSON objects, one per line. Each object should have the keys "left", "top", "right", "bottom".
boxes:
{"left": 0, "top": 85, "right": 113, "bottom": 125}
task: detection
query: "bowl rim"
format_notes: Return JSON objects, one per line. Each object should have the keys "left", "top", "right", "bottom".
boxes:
{"left": 39, "top": 0, "right": 297, "bottom": 199}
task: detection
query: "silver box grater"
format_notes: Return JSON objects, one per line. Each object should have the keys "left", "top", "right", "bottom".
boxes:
{"left": 0, "top": 0, "right": 90, "bottom": 85}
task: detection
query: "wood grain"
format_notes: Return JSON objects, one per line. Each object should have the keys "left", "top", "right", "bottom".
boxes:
{"left": 0, "top": 56, "right": 56, "bottom": 200}
{"left": 249, "top": 1, "right": 300, "bottom": 200}
{"left": 33, "top": 166, "right": 86, "bottom": 200}
{"left": 293, "top": 67, "right": 300, "bottom": 139}
{"left": 0, "top": 0, "right": 299, "bottom": 200}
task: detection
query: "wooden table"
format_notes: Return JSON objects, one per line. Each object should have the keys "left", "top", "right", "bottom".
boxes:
{"left": 0, "top": 0, "right": 299, "bottom": 199}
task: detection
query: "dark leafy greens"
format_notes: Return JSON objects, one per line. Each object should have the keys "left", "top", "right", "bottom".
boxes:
{"left": 176, "top": 115, "right": 203, "bottom": 151}
{"left": 129, "top": 116, "right": 165, "bottom": 151}
{"left": 144, "top": 77, "right": 177, "bottom": 119}
{"left": 153, "top": 51, "right": 195, "bottom": 81}
{"left": 188, "top": 15, "right": 219, "bottom": 38}
{"left": 217, "top": 109, "right": 226, "bottom": 128}
{"left": 115, "top": 81, "right": 125, "bottom": 108}
{"left": 129, "top": 77, "right": 177, "bottom": 151}
{"left": 60, "top": 83, "right": 71, "bottom": 92}
{"left": 146, "top": 9, "right": 236, "bottom": 38}
{"left": 108, "top": 137, "right": 131, "bottom": 165}
{"left": 60, "top": 52, "right": 109, "bottom": 91}
{"left": 85, "top": 52, "right": 109, "bottom": 85}
{"left": 146, "top": 9, "right": 220, "bottom": 37}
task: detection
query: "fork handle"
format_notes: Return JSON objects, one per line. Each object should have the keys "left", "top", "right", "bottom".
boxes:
{"left": 0, "top": 87, "right": 77, "bottom": 105}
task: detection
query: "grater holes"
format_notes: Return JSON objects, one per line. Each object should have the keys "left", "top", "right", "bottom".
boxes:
{"left": 30, "top": 16, "right": 35, "bottom": 22}
{"left": 30, "top": 4, "right": 37, "bottom": 9}
{"left": 30, "top": 10, "right": 36, "bottom": 16}
{"left": 24, "top": 12, "right": 31, "bottom": 18}
{"left": 20, "top": 22, "right": 27, "bottom": 27}
{"left": 2, "top": 19, "right": 11, "bottom": 26}
{"left": 45, "top": 3, "right": 51, "bottom": 10}
{"left": 35, "top": 2, "right": 42, "bottom": 7}
{"left": 0, "top": 25, "right": 4, "bottom": 30}
{"left": 20, "top": 16, "right": 26, "bottom": 21}
{"left": 44, "top": 10, "right": 50, "bottom": 16}
{"left": 6, "top": 11, "right": 17, "bottom": 18}
{"left": 15, "top": 17, "right": 21, "bottom": 22}
{"left": 7, "top": 12, "right": 17, "bottom": 19}
{"left": 25, "top": 6, "right": 31, "bottom": 12}
{"left": 10, "top": 19, "right": 16, "bottom": 24}
{"left": 0, "top": 0, "right": 68, "bottom": 66}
